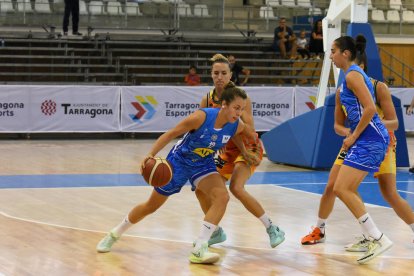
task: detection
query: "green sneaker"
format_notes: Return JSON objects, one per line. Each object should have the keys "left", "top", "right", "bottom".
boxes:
{"left": 189, "top": 242, "right": 220, "bottom": 264}
{"left": 345, "top": 237, "right": 369, "bottom": 252}
{"left": 357, "top": 234, "right": 393, "bottom": 264}
{"left": 96, "top": 232, "right": 119, "bottom": 253}
{"left": 267, "top": 224, "right": 285, "bottom": 248}
{"left": 208, "top": 227, "right": 227, "bottom": 246}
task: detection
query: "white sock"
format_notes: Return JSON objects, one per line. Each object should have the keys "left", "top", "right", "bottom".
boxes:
{"left": 316, "top": 218, "right": 326, "bottom": 233}
{"left": 259, "top": 213, "right": 272, "bottom": 229}
{"left": 358, "top": 213, "right": 382, "bottom": 240}
{"left": 111, "top": 215, "right": 133, "bottom": 237}
{"left": 409, "top": 223, "right": 414, "bottom": 233}
{"left": 195, "top": 221, "right": 217, "bottom": 245}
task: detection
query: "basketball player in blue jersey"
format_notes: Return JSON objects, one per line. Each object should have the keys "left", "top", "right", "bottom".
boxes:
{"left": 329, "top": 36, "right": 392, "bottom": 264}
{"left": 302, "top": 35, "right": 414, "bottom": 250}
{"left": 96, "top": 86, "right": 255, "bottom": 264}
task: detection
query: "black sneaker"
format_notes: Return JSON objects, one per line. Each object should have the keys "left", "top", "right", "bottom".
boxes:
{"left": 409, "top": 167, "right": 414, "bottom": 173}
{"left": 72, "top": 32, "right": 82, "bottom": 36}
{"left": 63, "top": 32, "right": 68, "bottom": 36}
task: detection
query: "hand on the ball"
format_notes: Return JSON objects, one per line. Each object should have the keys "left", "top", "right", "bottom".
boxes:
{"left": 140, "top": 154, "right": 154, "bottom": 173}
{"left": 242, "top": 151, "right": 261, "bottom": 167}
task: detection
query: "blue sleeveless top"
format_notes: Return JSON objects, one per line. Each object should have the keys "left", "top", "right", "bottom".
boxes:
{"left": 339, "top": 64, "right": 388, "bottom": 143}
{"left": 171, "top": 108, "right": 239, "bottom": 166}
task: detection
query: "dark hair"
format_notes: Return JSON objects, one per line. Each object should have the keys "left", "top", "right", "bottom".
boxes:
{"left": 313, "top": 19, "right": 322, "bottom": 32}
{"left": 355, "top": 34, "right": 368, "bottom": 73}
{"left": 221, "top": 83, "right": 247, "bottom": 104}
{"left": 334, "top": 36, "right": 357, "bottom": 61}
{"left": 189, "top": 65, "right": 197, "bottom": 70}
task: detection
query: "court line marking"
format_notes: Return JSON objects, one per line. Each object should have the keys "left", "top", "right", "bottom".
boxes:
{"left": 1, "top": 184, "right": 412, "bottom": 260}
{"left": 1, "top": 210, "right": 411, "bottom": 260}
{"left": 398, "top": 190, "right": 414, "bottom": 195}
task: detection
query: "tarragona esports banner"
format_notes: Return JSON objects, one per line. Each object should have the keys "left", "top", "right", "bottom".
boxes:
{"left": 0, "top": 85, "right": 413, "bottom": 132}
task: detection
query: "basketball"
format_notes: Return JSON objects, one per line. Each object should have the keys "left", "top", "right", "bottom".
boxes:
{"left": 141, "top": 157, "right": 173, "bottom": 187}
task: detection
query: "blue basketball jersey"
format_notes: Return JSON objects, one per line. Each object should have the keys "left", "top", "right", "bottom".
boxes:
{"left": 339, "top": 64, "right": 389, "bottom": 172}
{"left": 155, "top": 108, "right": 240, "bottom": 196}
{"left": 171, "top": 108, "right": 239, "bottom": 167}
{"left": 339, "top": 64, "right": 388, "bottom": 143}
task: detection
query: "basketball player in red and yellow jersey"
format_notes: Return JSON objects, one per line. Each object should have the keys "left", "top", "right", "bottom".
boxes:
{"left": 196, "top": 54, "right": 285, "bottom": 248}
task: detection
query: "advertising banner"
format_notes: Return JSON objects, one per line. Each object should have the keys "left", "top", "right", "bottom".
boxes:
{"left": 391, "top": 88, "right": 414, "bottom": 131}
{"left": 121, "top": 86, "right": 295, "bottom": 132}
{"left": 0, "top": 86, "right": 120, "bottom": 132}
{"left": 0, "top": 86, "right": 31, "bottom": 132}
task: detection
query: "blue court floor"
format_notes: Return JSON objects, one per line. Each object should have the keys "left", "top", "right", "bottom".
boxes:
{"left": 1, "top": 170, "right": 413, "bottom": 208}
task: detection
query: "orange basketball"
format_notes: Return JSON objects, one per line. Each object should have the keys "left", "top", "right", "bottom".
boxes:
{"left": 141, "top": 157, "right": 173, "bottom": 187}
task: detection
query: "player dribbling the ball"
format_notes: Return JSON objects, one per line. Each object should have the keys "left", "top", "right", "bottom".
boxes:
{"left": 96, "top": 86, "right": 257, "bottom": 264}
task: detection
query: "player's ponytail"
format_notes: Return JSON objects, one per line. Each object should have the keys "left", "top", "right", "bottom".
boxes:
{"left": 355, "top": 34, "right": 368, "bottom": 73}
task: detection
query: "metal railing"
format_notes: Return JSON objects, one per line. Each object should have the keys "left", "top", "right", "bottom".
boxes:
{"left": 378, "top": 46, "right": 414, "bottom": 87}
{"left": 1, "top": 0, "right": 414, "bottom": 35}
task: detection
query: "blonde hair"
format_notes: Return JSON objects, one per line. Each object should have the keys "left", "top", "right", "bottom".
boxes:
{"left": 210, "top": 54, "right": 229, "bottom": 64}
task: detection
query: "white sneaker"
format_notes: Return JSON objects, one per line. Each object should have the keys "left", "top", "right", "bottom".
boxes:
{"left": 96, "top": 232, "right": 119, "bottom": 253}
{"left": 357, "top": 234, "right": 393, "bottom": 264}
{"left": 189, "top": 242, "right": 220, "bottom": 264}
{"left": 344, "top": 236, "right": 369, "bottom": 252}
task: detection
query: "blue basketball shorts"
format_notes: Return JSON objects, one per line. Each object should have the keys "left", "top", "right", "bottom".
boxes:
{"left": 154, "top": 151, "right": 218, "bottom": 196}
{"left": 343, "top": 137, "right": 389, "bottom": 173}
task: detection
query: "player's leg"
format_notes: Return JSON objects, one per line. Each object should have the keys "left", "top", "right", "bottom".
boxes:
{"left": 378, "top": 173, "right": 414, "bottom": 238}
{"left": 301, "top": 150, "right": 345, "bottom": 245}
{"left": 195, "top": 184, "right": 227, "bottom": 247}
{"left": 229, "top": 161, "right": 284, "bottom": 248}
{"left": 190, "top": 173, "right": 228, "bottom": 264}
{"left": 334, "top": 165, "right": 392, "bottom": 264}
{"left": 96, "top": 189, "right": 169, "bottom": 253}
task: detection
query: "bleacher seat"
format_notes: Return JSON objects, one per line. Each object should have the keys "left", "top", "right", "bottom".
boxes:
{"left": 247, "top": 0, "right": 265, "bottom": 6}
{"left": 177, "top": 2, "right": 191, "bottom": 16}
{"left": 0, "top": 0, "right": 16, "bottom": 12}
{"left": 35, "top": 0, "right": 51, "bottom": 13}
{"left": 386, "top": 9, "right": 400, "bottom": 21}
{"left": 371, "top": 9, "right": 386, "bottom": 21}
{"left": 89, "top": 0, "right": 104, "bottom": 15}
{"left": 80, "top": 0, "right": 88, "bottom": 15}
{"left": 389, "top": 0, "right": 403, "bottom": 10}
{"left": 107, "top": 1, "right": 123, "bottom": 15}
{"left": 297, "top": 0, "right": 312, "bottom": 8}
{"left": 308, "top": 7, "right": 322, "bottom": 15}
{"left": 402, "top": 9, "right": 414, "bottom": 22}
{"left": 126, "top": 2, "right": 142, "bottom": 16}
{"left": 18, "top": 0, "right": 34, "bottom": 13}
{"left": 259, "top": 6, "right": 276, "bottom": 18}
{"left": 265, "top": 0, "right": 280, "bottom": 7}
{"left": 194, "top": 4, "right": 209, "bottom": 17}
{"left": 281, "top": 0, "right": 295, "bottom": 7}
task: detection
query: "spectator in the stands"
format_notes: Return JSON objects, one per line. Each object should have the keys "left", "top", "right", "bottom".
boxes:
{"left": 309, "top": 19, "right": 324, "bottom": 59}
{"left": 272, "top": 17, "right": 297, "bottom": 59}
{"left": 228, "top": 55, "right": 250, "bottom": 86}
{"left": 63, "top": 0, "right": 82, "bottom": 36}
{"left": 184, "top": 65, "right": 201, "bottom": 86}
{"left": 296, "top": 30, "right": 310, "bottom": 60}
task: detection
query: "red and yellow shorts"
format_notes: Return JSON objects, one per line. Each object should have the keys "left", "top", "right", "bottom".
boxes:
{"left": 215, "top": 134, "right": 264, "bottom": 180}
{"left": 334, "top": 132, "right": 396, "bottom": 177}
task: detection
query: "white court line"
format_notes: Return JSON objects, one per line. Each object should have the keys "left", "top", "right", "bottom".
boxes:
{"left": 2, "top": 184, "right": 413, "bottom": 260}
{"left": 1, "top": 210, "right": 411, "bottom": 259}
{"left": 398, "top": 190, "right": 414, "bottom": 195}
